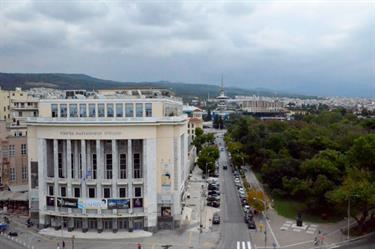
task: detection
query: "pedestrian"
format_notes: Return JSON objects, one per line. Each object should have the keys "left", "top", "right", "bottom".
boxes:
{"left": 56, "top": 243, "right": 60, "bottom": 249}
{"left": 137, "top": 242, "right": 142, "bottom": 249}
{"left": 62, "top": 240, "right": 65, "bottom": 249}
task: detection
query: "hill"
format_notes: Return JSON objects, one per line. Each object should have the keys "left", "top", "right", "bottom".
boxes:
{"left": 0, "top": 72, "right": 306, "bottom": 100}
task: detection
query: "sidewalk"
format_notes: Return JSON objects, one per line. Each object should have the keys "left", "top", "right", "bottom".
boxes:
{"left": 38, "top": 228, "right": 152, "bottom": 239}
{"left": 244, "top": 167, "right": 348, "bottom": 249}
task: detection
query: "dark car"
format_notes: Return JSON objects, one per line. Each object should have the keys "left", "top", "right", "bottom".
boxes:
{"left": 247, "top": 220, "right": 256, "bottom": 229}
{"left": 208, "top": 190, "right": 220, "bottom": 196}
{"left": 208, "top": 185, "right": 219, "bottom": 191}
{"left": 244, "top": 212, "right": 254, "bottom": 223}
{"left": 223, "top": 165, "right": 227, "bottom": 170}
{"left": 207, "top": 201, "right": 220, "bottom": 208}
{"left": 207, "top": 196, "right": 220, "bottom": 202}
{"left": 212, "top": 213, "right": 221, "bottom": 224}
{"left": 208, "top": 182, "right": 220, "bottom": 187}
{"left": 241, "top": 199, "right": 248, "bottom": 206}
{"left": 8, "top": 231, "right": 18, "bottom": 236}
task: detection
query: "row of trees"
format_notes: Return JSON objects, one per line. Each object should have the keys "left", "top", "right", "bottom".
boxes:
{"left": 225, "top": 111, "right": 375, "bottom": 232}
{"left": 192, "top": 128, "right": 219, "bottom": 175}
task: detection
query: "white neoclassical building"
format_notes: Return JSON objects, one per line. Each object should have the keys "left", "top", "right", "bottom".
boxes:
{"left": 27, "top": 89, "right": 189, "bottom": 233}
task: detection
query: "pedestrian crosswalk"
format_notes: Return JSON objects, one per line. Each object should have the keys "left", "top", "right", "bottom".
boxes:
{"left": 236, "top": 241, "right": 252, "bottom": 249}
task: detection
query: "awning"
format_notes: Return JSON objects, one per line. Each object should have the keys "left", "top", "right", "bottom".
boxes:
{"left": 0, "top": 190, "right": 28, "bottom": 201}
{"left": 8, "top": 184, "right": 28, "bottom": 193}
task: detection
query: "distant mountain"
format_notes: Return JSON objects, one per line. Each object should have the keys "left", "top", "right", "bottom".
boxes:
{"left": 0, "top": 72, "right": 308, "bottom": 100}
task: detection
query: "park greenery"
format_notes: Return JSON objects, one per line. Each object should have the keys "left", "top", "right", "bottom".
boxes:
{"left": 192, "top": 128, "right": 219, "bottom": 175}
{"left": 225, "top": 111, "right": 375, "bottom": 233}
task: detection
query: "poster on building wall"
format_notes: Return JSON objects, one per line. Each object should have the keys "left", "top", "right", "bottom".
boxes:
{"left": 107, "top": 199, "right": 130, "bottom": 209}
{"left": 133, "top": 198, "right": 143, "bottom": 208}
{"left": 57, "top": 197, "right": 78, "bottom": 208}
{"left": 46, "top": 196, "right": 55, "bottom": 206}
{"left": 78, "top": 198, "right": 107, "bottom": 210}
{"left": 161, "top": 163, "right": 172, "bottom": 191}
{"left": 161, "top": 206, "right": 172, "bottom": 217}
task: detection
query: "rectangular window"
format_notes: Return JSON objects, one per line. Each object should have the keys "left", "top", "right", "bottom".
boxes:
{"left": 60, "top": 104, "right": 67, "bottom": 117}
{"left": 48, "top": 185, "right": 54, "bottom": 196}
{"left": 51, "top": 104, "right": 58, "bottom": 117}
{"left": 10, "top": 168, "right": 16, "bottom": 181}
{"left": 60, "top": 186, "right": 66, "bottom": 197}
{"left": 88, "top": 187, "right": 96, "bottom": 198}
{"left": 58, "top": 153, "right": 63, "bottom": 178}
{"left": 71, "top": 153, "right": 75, "bottom": 178}
{"left": 107, "top": 103, "right": 114, "bottom": 117}
{"left": 9, "top": 144, "right": 15, "bottom": 157}
{"left": 145, "top": 103, "right": 152, "bottom": 117}
{"left": 119, "top": 187, "right": 127, "bottom": 198}
{"left": 135, "top": 103, "right": 143, "bottom": 117}
{"left": 74, "top": 187, "right": 81, "bottom": 198}
{"left": 89, "top": 104, "right": 96, "bottom": 117}
{"left": 105, "top": 154, "right": 112, "bottom": 179}
{"left": 22, "top": 166, "right": 27, "bottom": 180}
{"left": 103, "top": 187, "right": 111, "bottom": 198}
{"left": 98, "top": 104, "right": 105, "bottom": 117}
{"left": 134, "top": 186, "right": 142, "bottom": 197}
{"left": 92, "top": 153, "right": 97, "bottom": 179}
{"left": 125, "top": 103, "right": 134, "bottom": 117}
{"left": 21, "top": 144, "right": 27, "bottom": 155}
{"left": 69, "top": 104, "right": 78, "bottom": 117}
{"left": 116, "top": 103, "right": 123, "bottom": 117}
{"left": 133, "top": 153, "right": 142, "bottom": 178}
{"left": 79, "top": 104, "right": 87, "bottom": 117}
{"left": 119, "top": 154, "right": 127, "bottom": 179}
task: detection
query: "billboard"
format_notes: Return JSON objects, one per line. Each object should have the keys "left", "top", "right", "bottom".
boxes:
{"left": 133, "top": 198, "right": 143, "bottom": 208}
{"left": 57, "top": 197, "right": 78, "bottom": 208}
{"left": 46, "top": 196, "right": 55, "bottom": 206}
{"left": 107, "top": 199, "right": 130, "bottom": 209}
{"left": 78, "top": 198, "right": 107, "bottom": 210}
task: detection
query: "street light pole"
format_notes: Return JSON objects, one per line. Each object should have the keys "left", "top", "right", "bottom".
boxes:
{"left": 253, "top": 197, "right": 267, "bottom": 249}
{"left": 347, "top": 198, "right": 350, "bottom": 240}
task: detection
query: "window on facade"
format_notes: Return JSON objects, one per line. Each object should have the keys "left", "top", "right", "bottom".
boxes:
{"left": 135, "top": 103, "right": 143, "bottom": 117}
{"left": 89, "top": 104, "right": 96, "bottom": 117}
{"left": 105, "top": 154, "right": 113, "bottom": 179}
{"left": 10, "top": 168, "right": 16, "bottom": 181}
{"left": 9, "top": 144, "right": 15, "bottom": 157}
{"left": 119, "top": 187, "right": 127, "bottom": 198}
{"left": 134, "top": 186, "right": 142, "bottom": 197}
{"left": 133, "top": 153, "right": 142, "bottom": 178}
{"left": 60, "top": 186, "right": 66, "bottom": 197}
{"left": 98, "top": 104, "right": 105, "bottom": 117}
{"left": 116, "top": 103, "right": 123, "bottom": 117}
{"left": 107, "top": 103, "right": 114, "bottom": 117}
{"left": 58, "top": 153, "right": 64, "bottom": 178}
{"left": 88, "top": 187, "right": 96, "bottom": 198}
{"left": 92, "top": 154, "right": 97, "bottom": 179}
{"left": 22, "top": 166, "right": 27, "bottom": 180}
{"left": 21, "top": 144, "right": 27, "bottom": 155}
{"left": 60, "top": 104, "right": 67, "bottom": 117}
{"left": 48, "top": 185, "right": 54, "bottom": 196}
{"left": 125, "top": 103, "right": 134, "bottom": 117}
{"left": 53, "top": 103, "right": 59, "bottom": 117}
{"left": 145, "top": 103, "right": 152, "bottom": 117}
{"left": 71, "top": 153, "right": 75, "bottom": 179}
{"left": 119, "top": 154, "right": 126, "bottom": 179}
{"left": 74, "top": 187, "right": 81, "bottom": 198}
{"left": 79, "top": 104, "right": 87, "bottom": 117}
{"left": 103, "top": 187, "right": 111, "bottom": 198}
{"left": 69, "top": 104, "right": 78, "bottom": 117}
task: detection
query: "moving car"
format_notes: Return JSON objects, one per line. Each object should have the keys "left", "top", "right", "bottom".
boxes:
{"left": 212, "top": 213, "right": 221, "bottom": 224}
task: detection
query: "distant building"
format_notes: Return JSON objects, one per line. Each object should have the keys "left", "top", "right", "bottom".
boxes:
{"left": 183, "top": 105, "right": 203, "bottom": 143}
{"left": 27, "top": 89, "right": 190, "bottom": 232}
{"left": 233, "top": 96, "right": 285, "bottom": 114}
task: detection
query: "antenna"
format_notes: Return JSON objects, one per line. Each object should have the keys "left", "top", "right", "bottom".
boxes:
{"left": 221, "top": 74, "right": 224, "bottom": 90}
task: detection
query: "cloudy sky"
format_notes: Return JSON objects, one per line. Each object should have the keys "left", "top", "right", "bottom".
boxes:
{"left": 0, "top": 0, "right": 374, "bottom": 97}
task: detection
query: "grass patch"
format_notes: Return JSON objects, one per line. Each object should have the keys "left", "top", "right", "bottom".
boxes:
{"left": 272, "top": 197, "right": 343, "bottom": 223}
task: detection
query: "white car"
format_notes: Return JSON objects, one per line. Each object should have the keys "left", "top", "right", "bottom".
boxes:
{"left": 243, "top": 205, "right": 251, "bottom": 212}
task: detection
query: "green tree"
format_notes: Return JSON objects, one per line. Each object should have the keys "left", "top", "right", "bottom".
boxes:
{"left": 348, "top": 134, "right": 375, "bottom": 171}
{"left": 197, "top": 146, "right": 220, "bottom": 174}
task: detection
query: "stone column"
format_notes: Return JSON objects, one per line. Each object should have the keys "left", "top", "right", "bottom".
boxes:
{"left": 38, "top": 139, "right": 47, "bottom": 228}
{"left": 53, "top": 139, "right": 59, "bottom": 213}
{"left": 96, "top": 140, "right": 102, "bottom": 198}
{"left": 81, "top": 140, "right": 87, "bottom": 197}
{"left": 74, "top": 140, "right": 79, "bottom": 179}
{"left": 112, "top": 139, "right": 118, "bottom": 197}
{"left": 145, "top": 138, "right": 157, "bottom": 232}
{"left": 86, "top": 141, "right": 92, "bottom": 179}
{"left": 127, "top": 139, "right": 133, "bottom": 232}
{"left": 66, "top": 140, "right": 72, "bottom": 214}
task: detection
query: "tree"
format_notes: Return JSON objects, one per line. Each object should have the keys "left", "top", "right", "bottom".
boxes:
{"left": 348, "top": 134, "right": 375, "bottom": 171}
{"left": 197, "top": 146, "right": 219, "bottom": 174}
{"left": 192, "top": 128, "right": 214, "bottom": 153}
{"left": 327, "top": 167, "right": 375, "bottom": 233}
{"left": 247, "top": 187, "right": 269, "bottom": 212}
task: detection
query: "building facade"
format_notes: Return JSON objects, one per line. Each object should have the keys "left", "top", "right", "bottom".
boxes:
{"left": 27, "top": 91, "right": 189, "bottom": 233}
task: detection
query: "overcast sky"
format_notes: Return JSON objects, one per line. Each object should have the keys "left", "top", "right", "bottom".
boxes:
{"left": 0, "top": 0, "right": 374, "bottom": 97}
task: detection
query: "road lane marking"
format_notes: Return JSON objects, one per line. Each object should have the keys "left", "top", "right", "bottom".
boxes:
{"left": 236, "top": 241, "right": 252, "bottom": 249}
{"left": 247, "top": 241, "right": 252, "bottom": 249}
{"left": 237, "top": 241, "right": 240, "bottom": 249}
{"left": 242, "top": 241, "right": 246, "bottom": 249}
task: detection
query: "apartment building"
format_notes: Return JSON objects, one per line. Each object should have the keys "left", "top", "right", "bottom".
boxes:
{"left": 27, "top": 89, "right": 189, "bottom": 233}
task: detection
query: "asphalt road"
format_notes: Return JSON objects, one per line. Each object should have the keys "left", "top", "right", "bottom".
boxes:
{"left": 0, "top": 236, "right": 25, "bottom": 249}
{"left": 336, "top": 233, "right": 375, "bottom": 249}
{"left": 215, "top": 134, "right": 253, "bottom": 249}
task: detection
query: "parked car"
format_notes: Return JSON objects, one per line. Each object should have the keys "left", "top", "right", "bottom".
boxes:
{"left": 239, "top": 193, "right": 246, "bottom": 199}
{"left": 207, "top": 201, "right": 220, "bottom": 208}
{"left": 241, "top": 199, "right": 248, "bottom": 206}
{"left": 208, "top": 185, "right": 219, "bottom": 191}
{"left": 0, "top": 223, "right": 8, "bottom": 232}
{"left": 207, "top": 196, "right": 220, "bottom": 202}
{"left": 212, "top": 213, "right": 221, "bottom": 224}
{"left": 244, "top": 213, "right": 254, "bottom": 223}
{"left": 223, "top": 165, "right": 227, "bottom": 170}
{"left": 208, "top": 190, "right": 220, "bottom": 196}
{"left": 8, "top": 231, "right": 18, "bottom": 236}
{"left": 248, "top": 220, "right": 256, "bottom": 229}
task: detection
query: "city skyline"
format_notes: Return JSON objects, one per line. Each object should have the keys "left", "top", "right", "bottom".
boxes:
{"left": 0, "top": 1, "right": 374, "bottom": 97}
